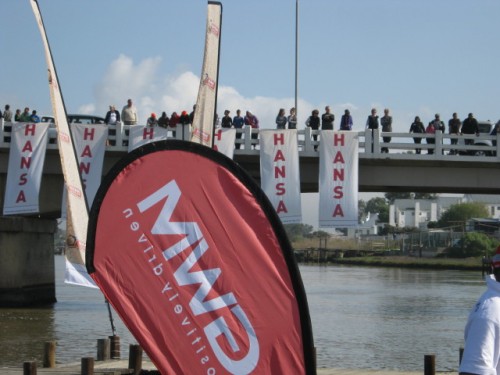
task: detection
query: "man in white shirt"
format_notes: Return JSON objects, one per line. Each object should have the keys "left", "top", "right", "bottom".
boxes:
{"left": 121, "top": 99, "right": 138, "bottom": 125}
{"left": 460, "top": 247, "right": 500, "bottom": 375}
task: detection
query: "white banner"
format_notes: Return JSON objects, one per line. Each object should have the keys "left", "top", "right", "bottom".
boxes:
{"left": 62, "top": 124, "right": 108, "bottom": 219}
{"left": 31, "top": 0, "right": 94, "bottom": 287}
{"left": 260, "top": 130, "right": 302, "bottom": 223}
{"left": 3, "top": 122, "right": 49, "bottom": 215}
{"left": 319, "top": 131, "right": 359, "bottom": 227}
{"left": 128, "top": 125, "right": 169, "bottom": 152}
{"left": 213, "top": 128, "right": 236, "bottom": 158}
{"left": 72, "top": 124, "right": 107, "bottom": 205}
{"left": 191, "top": 2, "right": 222, "bottom": 146}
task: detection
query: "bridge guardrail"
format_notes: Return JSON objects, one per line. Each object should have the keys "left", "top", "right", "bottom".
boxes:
{"left": 1, "top": 118, "right": 499, "bottom": 161}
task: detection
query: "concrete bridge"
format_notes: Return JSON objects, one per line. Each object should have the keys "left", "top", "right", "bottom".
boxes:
{"left": 1, "top": 119, "right": 500, "bottom": 218}
{"left": 1, "top": 119, "right": 500, "bottom": 305}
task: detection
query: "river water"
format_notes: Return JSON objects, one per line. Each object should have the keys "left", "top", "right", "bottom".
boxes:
{"left": 0, "top": 255, "right": 486, "bottom": 371}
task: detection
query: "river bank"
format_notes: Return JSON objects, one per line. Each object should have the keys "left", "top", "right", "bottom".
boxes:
{"left": 312, "top": 255, "right": 484, "bottom": 271}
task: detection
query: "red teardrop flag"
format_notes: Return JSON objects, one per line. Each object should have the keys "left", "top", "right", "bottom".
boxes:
{"left": 86, "top": 140, "right": 315, "bottom": 374}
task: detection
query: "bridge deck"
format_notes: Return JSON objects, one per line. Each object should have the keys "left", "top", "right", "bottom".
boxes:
{"left": 1, "top": 120, "right": 500, "bottom": 217}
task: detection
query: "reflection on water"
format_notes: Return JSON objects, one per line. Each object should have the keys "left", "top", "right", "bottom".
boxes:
{"left": 0, "top": 256, "right": 486, "bottom": 371}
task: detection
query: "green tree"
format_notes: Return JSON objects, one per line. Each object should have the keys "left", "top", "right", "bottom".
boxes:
{"left": 283, "top": 223, "right": 314, "bottom": 241}
{"left": 437, "top": 202, "right": 489, "bottom": 229}
{"left": 365, "top": 197, "right": 389, "bottom": 223}
{"left": 448, "top": 232, "right": 499, "bottom": 258}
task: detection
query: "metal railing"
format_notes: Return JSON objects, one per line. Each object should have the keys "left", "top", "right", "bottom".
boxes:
{"left": 1, "top": 119, "right": 500, "bottom": 162}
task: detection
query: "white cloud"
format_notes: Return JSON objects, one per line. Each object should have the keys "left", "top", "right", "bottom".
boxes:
{"left": 83, "top": 54, "right": 434, "bottom": 134}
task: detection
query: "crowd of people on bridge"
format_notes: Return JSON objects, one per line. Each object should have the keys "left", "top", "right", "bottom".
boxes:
{"left": 0, "top": 104, "right": 42, "bottom": 124}
{"left": 4, "top": 99, "right": 500, "bottom": 156}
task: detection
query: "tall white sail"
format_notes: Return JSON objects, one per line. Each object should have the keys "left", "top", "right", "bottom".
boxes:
{"left": 190, "top": 1, "right": 222, "bottom": 147}
{"left": 30, "top": 0, "right": 95, "bottom": 287}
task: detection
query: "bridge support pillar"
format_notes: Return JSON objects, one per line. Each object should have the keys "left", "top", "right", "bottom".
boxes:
{"left": 0, "top": 216, "right": 57, "bottom": 306}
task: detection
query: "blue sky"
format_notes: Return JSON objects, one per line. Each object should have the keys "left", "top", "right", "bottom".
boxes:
{"left": 2, "top": 0, "right": 500, "bottom": 131}
{"left": 1, "top": 0, "right": 498, "bottom": 227}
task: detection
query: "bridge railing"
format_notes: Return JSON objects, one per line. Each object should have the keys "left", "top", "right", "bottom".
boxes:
{"left": 1, "top": 119, "right": 500, "bottom": 161}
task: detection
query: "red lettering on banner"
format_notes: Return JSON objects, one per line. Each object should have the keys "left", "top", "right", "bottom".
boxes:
{"left": 214, "top": 129, "right": 222, "bottom": 141}
{"left": 333, "top": 133, "right": 345, "bottom": 146}
{"left": 19, "top": 173, "right": 28, "bottom": 186}
{"left": 83, "top": 127, "right": 95, "bottom": 141}
{"left": 25, "top": 124, "right": 36, "bottom": 136}
{"left": 333, "top": 186, "right": 343, "bottom": 199}
{"left": 80, "top": 162, "right": 90, "bottom": 175}
{"left": 20, "top": 156, "right": 31, "bottom": 169}
{"left": 276, "top": 200, "right": 288, "bottom": 213}
{"left": 332, "top": 204, "right": 344, "bottom": 217}
{"left": 143, "top": 128, "right": 154, "bottom": 140}
{"left": 273, "top": 133, "right": 284, "bottom": 145}
{"left": 333, "top": 168, "right": 344, "bottom": 181}
{"left": 276, "top": 183, "right": 285, "bottom": 196}
{"left": 274, "top": 165, "right": 286, "bottom": 179}
{"left": 274, "top": 150, "right": 285, "bottom": 162}
{"left": 16, "top": 190, "right": 26, "bottom": 203}
{"left": 333, "top": 151, "right": 345, "bottom": 164}
{"left": 22, "top": 141, "right": 33, "bottom": 153}
{"left": 81, "top": 145, "right": 92, "bottom": 158}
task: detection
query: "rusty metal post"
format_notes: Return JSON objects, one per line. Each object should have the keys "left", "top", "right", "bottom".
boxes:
{"left": 424, "top": 354, "right": 436, "bottom": 375}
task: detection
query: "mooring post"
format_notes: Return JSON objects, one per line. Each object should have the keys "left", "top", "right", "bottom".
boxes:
{"left": 109, "top": 335, "right": 120, "bottom": 359}
{"left": 23, "top": 361, "right": 37, "bottom": 375}
{"left": 128, "top": 344, "right": 143, "bottom": 375}
{"left": 424, "top": 354, "right": 436, "bottom": 375}
{"left": 81, "top": 357, "right": 94, "bottom": 375}
{"left": 97, "top": 338, "right": 110, "bottom": 361}
{"left": 43, "top": 341, "right": 56, "bottom": 368}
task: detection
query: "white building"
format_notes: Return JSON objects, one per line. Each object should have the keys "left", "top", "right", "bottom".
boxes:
{"left": 347, "top": 212, "right": 379, "bottom": 237}
{"left": 389, "top": 196, "right": 463, "bottom": 229}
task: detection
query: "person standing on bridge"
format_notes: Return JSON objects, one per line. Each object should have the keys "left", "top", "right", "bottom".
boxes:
{"left": 276, "top": 108, "right": 287, "bottom": 129}
{"left": 459, "top": 246, "right": 500, "bottom": 375}
{"left": 321, "top": 106, "right": 335, "bottom": 130}
{"left": 121, "top": 99, "right": 138, "bottom": 125}
{"left": 244, "top": 111, "right": 259, "bottom": 148}
{"left": 306, "top": 109, "right": 320, "bottom": 151}
{"left": 105, "top": 105, "right": 120, "bottom": 125}
{"left": 380, "top": 108, "right": 393, "bottom": 153}
{"left": 339, "top": 109, "right": 353, "bottom": 130}
{"left": 461, "top": 113, "right": 480, "bottom": 154}
{"left": 409, "top": 116, "right": 425, "bottom": 154}
{"left": 3, "top": 105, "right": 12, "bottom": 122}
{"left": 448, "top": 112, "right": 462, "bottom": 155}
{"left": 233, "top": 109, "right": 244, "bottom": 149}
{"left": 366, "top": 108, "right": 379, "bottom": 153}
{"left": 287, "top": 107, "right": 297, "bottom": 129}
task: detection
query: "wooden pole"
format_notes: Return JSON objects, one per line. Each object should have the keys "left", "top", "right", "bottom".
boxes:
{"left": 81, "top": 357, "right": 94, "bottom": 375}
{"left": 43, "top": 341, "right": 56, "bottom": 368}
{"left": 424, "top": 354, "right": 436, "bottom": 375}
{"left": 97, "top": 338, "right": 110, "bottom": 361}
{"left": 109, "top": 335, "right": 120, "bottom": 359}
{"left": 128, "top": 344, "right": 143, "bottom": 375}
{"left": 23, "top": 361, "right": 37, "bottom": 375}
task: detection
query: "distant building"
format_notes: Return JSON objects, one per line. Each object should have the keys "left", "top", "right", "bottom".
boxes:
{"left": 389, "top": 196, "right": 463, "bottom": 229}
{"left": 347, "top": 212, "right": 379, "bottom": 238}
